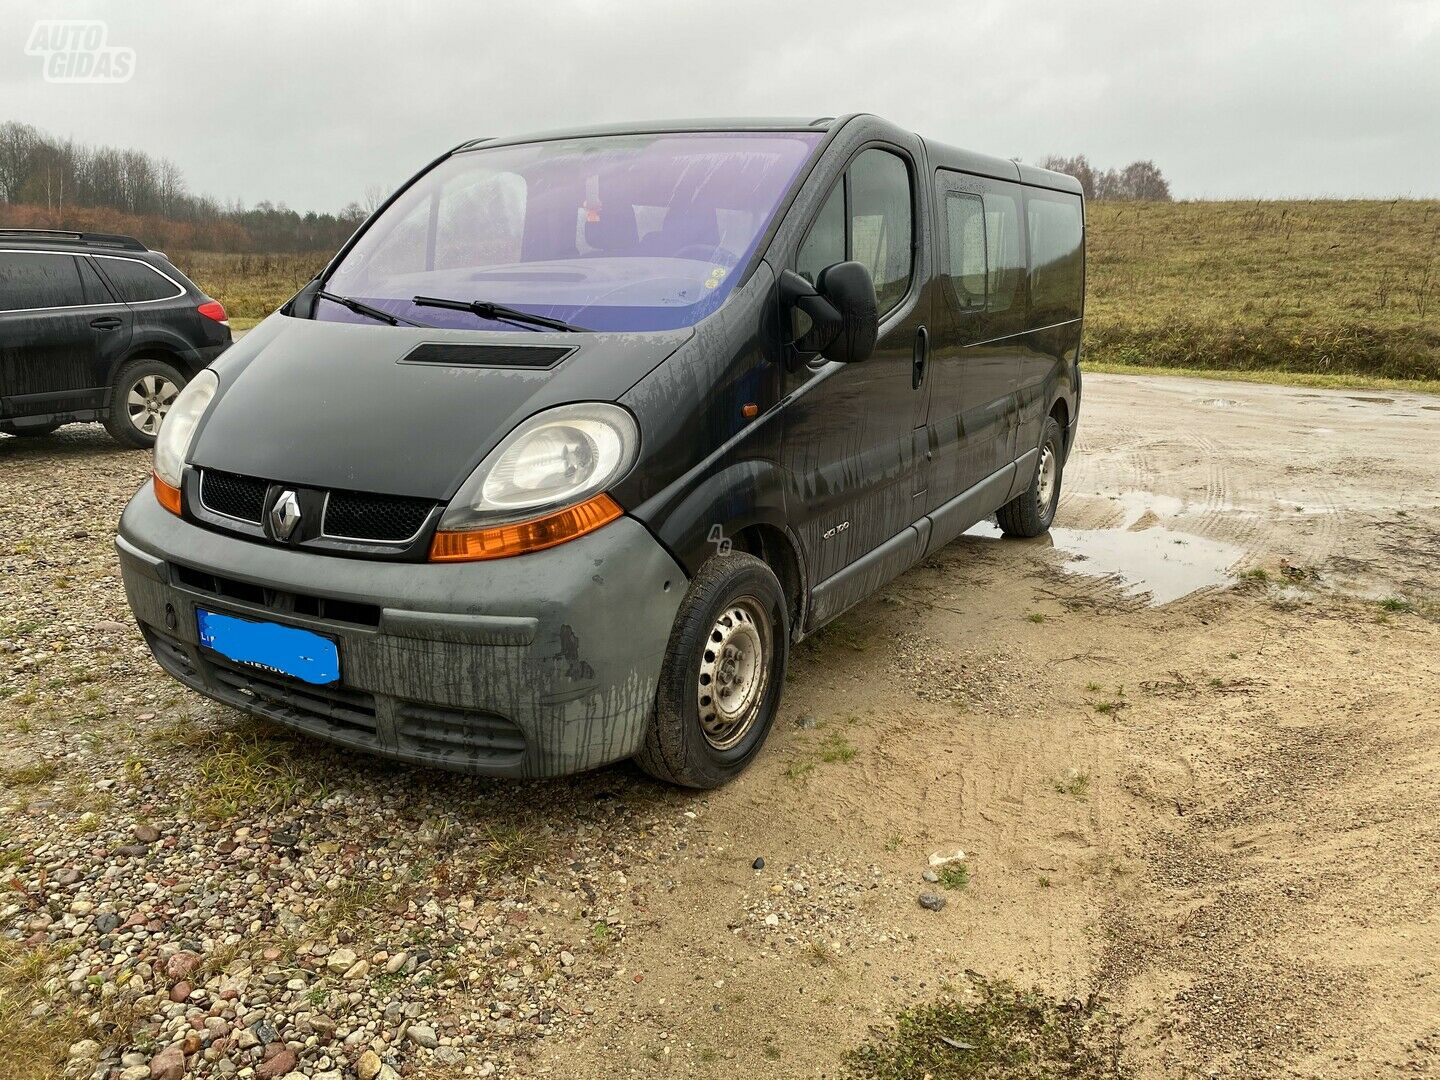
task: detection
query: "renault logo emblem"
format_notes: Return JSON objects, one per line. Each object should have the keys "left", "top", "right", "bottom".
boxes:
{"left": 270, "top": 490, "right": 302, "bottom": 541}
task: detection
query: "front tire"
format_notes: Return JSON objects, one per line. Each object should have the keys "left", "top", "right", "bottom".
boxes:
{"left": 637, "top": 553, "right": 789, "bottom": 788}
{"left": 104, "top": 359, "right": 188, "bottom": 449}
{"left": 997, "top": 415, "right": 1064, "bottom": 538}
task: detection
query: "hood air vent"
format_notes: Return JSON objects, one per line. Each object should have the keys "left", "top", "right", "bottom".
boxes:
{"left": 399, "top": 342, "right": 573, "bottom": 370}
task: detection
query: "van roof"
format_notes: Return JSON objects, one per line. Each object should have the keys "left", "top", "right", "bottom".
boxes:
{"left": 457, "top": 117, "right": 838, "bottom": 151}
{"left": 457, "top": 116, "right": 1084, "bottom": 197}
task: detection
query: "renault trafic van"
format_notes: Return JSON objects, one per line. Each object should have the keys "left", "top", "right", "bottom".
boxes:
{"left": 116, "top": 115, "right": 1084, "bottom": 788}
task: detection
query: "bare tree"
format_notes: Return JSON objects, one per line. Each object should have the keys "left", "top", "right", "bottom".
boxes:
{"left": 1039, "top": 153, "right": 1173, "bottom": 201}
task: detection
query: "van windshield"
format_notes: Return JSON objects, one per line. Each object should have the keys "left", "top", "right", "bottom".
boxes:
{"left": 319, "top": 131, "right": 823, "bottom": 333}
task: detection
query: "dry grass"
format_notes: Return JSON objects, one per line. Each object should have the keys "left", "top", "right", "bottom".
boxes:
{"left": 174, "top": 251, "right": 325, "bottom": 323}
{"left": 0, "top": 941, "right": 87, "bottom": 1080}
{"left": 1085, "top": 200, "right": 1440, "bottom": 380}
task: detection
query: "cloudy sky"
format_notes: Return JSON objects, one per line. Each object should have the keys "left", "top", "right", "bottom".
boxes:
{"left": 4, "top": 0, "right": 1438, "bottom": 211}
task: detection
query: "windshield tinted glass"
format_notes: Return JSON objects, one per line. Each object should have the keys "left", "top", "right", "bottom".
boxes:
{"left": 320, "top": 131, "right": 823, "bottom": 332}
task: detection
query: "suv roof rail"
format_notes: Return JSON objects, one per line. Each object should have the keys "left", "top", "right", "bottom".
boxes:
{"left": 0, "top": 228, "right": 148, "bottom": 252}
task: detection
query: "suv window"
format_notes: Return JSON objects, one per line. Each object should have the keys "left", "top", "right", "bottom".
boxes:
{"left": 944, "top": 192, "right": 988, "bottom": 310}
{"left": 0, "top": 252, "right": 85, "bottom": 311}
{"left": 98, "top": 258, "right": 181, "bottom": 303}
{"left": 77, "top": 256, "right": 115, "bottom": 305}
{"left": 795, "top": 148, "right": 916, "bottom": 318}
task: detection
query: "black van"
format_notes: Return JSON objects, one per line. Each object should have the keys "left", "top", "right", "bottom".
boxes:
{"left": 0, "top": 229, "right": 231, "bottom": 446}
{"left": 116, "top": 115, "right": 1083, "bottom": 788}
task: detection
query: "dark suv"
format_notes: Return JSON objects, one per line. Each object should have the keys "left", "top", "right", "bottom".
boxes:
{"left": 0, "top": 229, "right": 231, "bottom": 446}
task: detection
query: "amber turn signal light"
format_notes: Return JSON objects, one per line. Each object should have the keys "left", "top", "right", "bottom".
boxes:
{"left": 428, "top": 493, "right": 623, "bottom": 562}
{"left": 153, "top": 473, "right": 183, "bottom": 515}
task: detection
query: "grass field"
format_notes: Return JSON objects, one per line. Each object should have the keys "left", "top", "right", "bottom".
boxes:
{"left": 1086, "top": 200, "right": 1440, "bottom": 382}
{"left": 179, "top": 199, "right": 1440, "bottom": 385}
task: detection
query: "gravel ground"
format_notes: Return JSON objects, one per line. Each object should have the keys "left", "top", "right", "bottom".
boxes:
{"left": 3, "top": 374, "right": 1439, "bottom": 1080}
{"left": 0, "top": 428, "right": 703, "bottom": 1078}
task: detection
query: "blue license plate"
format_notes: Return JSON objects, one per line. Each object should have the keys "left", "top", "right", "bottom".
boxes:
{"left": 196, "top": 609, "right": 340, "bottom": 686}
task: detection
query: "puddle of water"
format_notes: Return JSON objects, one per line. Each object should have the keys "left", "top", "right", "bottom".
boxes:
{"left": 965, "top": 494, "right": 1243, "bottom": 606}
{"left": 1048, "top": 526, "right": 1243, "bottom": 605}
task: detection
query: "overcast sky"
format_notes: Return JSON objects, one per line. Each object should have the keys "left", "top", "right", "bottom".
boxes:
{"left": 4, "top": 0, "right": 1438, "bottom": 211}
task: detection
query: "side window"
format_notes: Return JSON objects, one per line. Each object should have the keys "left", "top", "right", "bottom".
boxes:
{"left": 0, "top": 252, "right": 85, "bottom": 311}
{"left": 944, "top": 192, "right": 987, "bottom": 311}
{"left": 796, "top": 182, "right": 845, "bottom": 286}
{"left": 848, "top": 149, "right": 913, "bottom": 316}
{"left": 99, "top": 258, "right": 181, "bottom": 303}
{"left": 78, "top": 257, "right": 114, "bottom": 305}
{"left": 982, "top": 191, "right": 1023, "bottom": 316}
{"left": 1026, "top": 190, "right": 1084, "bottom": 324}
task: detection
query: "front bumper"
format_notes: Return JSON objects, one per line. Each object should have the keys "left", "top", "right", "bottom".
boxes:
{"left": 116, "top": 489, "right": 686, "bottom": 778}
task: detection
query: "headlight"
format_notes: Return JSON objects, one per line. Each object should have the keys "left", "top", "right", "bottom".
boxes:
{"left": 430, "top": 402, "right": 638, "bottom": 561}
{"left": 437, "top": 402, "right": 639, "bottom": 531}
{"left": 153, "top": 369, "right": 218, "bottom": 489}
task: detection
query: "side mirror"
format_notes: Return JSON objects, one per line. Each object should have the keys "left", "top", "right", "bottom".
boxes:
{"left": 779, "top": 262, "right": 878, "bottom": 364}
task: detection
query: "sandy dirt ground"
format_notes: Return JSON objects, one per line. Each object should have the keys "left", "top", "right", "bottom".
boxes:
{"left": 2, "top": 372, "right": 1437, "bottom": 1080}
{"left": 526, "top": 374, "right": 1440, "bottom": 1079}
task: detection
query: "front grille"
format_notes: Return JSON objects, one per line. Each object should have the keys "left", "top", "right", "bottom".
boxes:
{"left": 196, "top": 469, "right": 437, "bottom": 548}
{"left": 209, "top": 663, "right": 378, "bottom": 736}
{"left": 173, "top": 564, "right": 381, "bottom": 627}
{"left": 201, "top": 470, "right": 267, "bottom": 523}
{"left": 396, "top": 702, "right": 527, "bottom": 764}
{"left": 324, "top": 490, "right": 433, "bottom": 542}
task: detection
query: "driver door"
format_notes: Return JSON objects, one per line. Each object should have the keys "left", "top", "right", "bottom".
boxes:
{"left": 780, "top": 140, "right": 935, "bottom": 628}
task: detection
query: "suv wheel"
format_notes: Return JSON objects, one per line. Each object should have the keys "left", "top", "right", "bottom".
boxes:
{"left": 105, "top": 359, "right": 188, "bottom": 449}
{"left": 996, "top": 415, "right": 1064, "bottom": 538}
{"left": 637, "top": 553, "right": 789, "bottom": 788}
{"left": 0, "top": 418, "right": 63, "bottom": 437}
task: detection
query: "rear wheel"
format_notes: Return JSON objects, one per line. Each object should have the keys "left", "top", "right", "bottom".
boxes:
{"left": 0, "top": 418, "right": 63, "bottom": 437}
{"left": 104, "top": 359, "right": 187, "bottom": 449}
{"left": 637, "top": 553, "right": 789, "bottom": 788}
{"left": 997, "top": 415, "right": 1064, "bottom": 538}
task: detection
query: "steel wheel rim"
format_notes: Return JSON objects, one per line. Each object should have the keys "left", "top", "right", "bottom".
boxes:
{"left": 697, "top": 596, "right": 771, "bottom": 751}
{"left": 126, "top": 374, "right": 179, "bottom": 436}
{"left": 1036, "top": 440, "right": 1058, "bottom": 512}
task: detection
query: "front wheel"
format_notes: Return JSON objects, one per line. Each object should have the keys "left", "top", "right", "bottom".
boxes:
{"left": 997, "top": 416, "right": 1064, "bottom": 538}
{"left": 104, "top": 359, "right": 188, "bottom": 449}
{"left": 637, "top": 553, "right": 789, "bottom": 788}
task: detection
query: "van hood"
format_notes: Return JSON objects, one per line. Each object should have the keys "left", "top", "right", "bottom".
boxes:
{"left": 190, "top": 314, "right": 692, "bottom": 500}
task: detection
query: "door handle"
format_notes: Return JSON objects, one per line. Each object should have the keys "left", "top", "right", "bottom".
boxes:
{"left": 90, "top": 316, "right": 123, "bottom": 331}
{"left": 912, "top": 325, "right": 929, "bottom": 390}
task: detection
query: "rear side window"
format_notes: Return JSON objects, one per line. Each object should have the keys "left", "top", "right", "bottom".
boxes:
{"left": 982, "top": 191, "right": 1023, "bottom": 316}
{"left": 98, "top": 258, "right": 182, "bottom": 303}
{"left": 943, "top": 192, "right": 988, "bottom": 310}
{"left": 0, "top": 252, "right": 85, "bottom": 311}
{"left": 1026, "top": 191, "right": 1084, "bottom": 324}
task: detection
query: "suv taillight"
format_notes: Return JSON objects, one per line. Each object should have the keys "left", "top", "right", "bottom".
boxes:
{"left": 197, "top": 300, "right": 228, "bottom": 325}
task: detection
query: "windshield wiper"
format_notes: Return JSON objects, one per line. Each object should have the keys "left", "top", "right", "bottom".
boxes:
{"left": 316, "top": 289, "right": 428, "bottom": 328}
{"left": 412, "top": 295, "right": 589, "bottom": 333}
